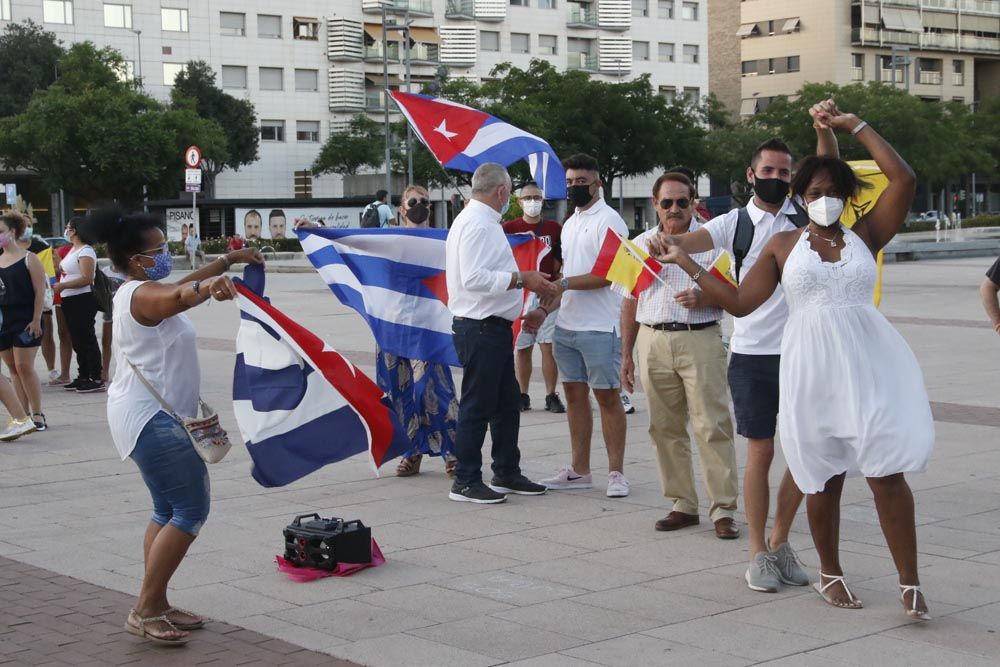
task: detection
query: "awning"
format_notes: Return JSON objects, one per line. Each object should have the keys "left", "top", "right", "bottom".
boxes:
{"left": 364, "top": 22, "right": 402, "bottom": 42}
{"left": 900, "top": 9, "right": 923, "bottom": 33}
{"left": 962, "top": 14, "right": 1000, "bottom": 33}
{"left": 740, "top": 98, "right": 758, "bottom": 116}
{"left": 781, "top": 17, "right": 800, "bottom": 33}
{"left": 407, "top": 26, "right": 440, "bottom": 43}
{"left": 366, "top": 73, "right": 404, "bottom": 86}
{"left": 922, "top": 11, "right": 956, "bottom": 30}
{"left": 881, "top": 8, "right": 906, "bottom": 31}
{"left": 736, "top": 23, "right": 759, "bottom": 37}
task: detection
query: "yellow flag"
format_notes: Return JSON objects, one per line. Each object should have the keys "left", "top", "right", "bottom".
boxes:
{"left": 846, "top": 160, "right": 889, "bottom": 306}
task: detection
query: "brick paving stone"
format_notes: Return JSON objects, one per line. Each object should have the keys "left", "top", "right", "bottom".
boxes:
{"left": 0, "top": 556, "right": 358, "bottom": 666}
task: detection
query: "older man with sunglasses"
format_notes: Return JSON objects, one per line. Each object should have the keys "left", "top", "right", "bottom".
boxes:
{"left": 620, "top": 171, "right": 740, "bottom": 539}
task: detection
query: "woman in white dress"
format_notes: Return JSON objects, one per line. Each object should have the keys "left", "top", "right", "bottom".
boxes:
{"left": 657, "top": 103, "right": 933, "bottom": 620}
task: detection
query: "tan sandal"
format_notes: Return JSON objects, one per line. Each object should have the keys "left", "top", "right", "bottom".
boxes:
{"left": 125, "top": 608, "right": 189, "bottom": 645}
{"left": 900, "top": 584, "right": 931, "bottom": 621}
{"left": 813, "top": 572, "right": 863, "bottom": 609}
{"left": 165, "top": 606, "right": 205, "bottom": 630}
{"left": 395, "top": 455, "right": 423, "bottom": 477}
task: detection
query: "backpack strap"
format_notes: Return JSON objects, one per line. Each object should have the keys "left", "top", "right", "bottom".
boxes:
{"left": 788, "top": 199, "right": 810, "bottom": 228}
{"left": 732, "top": 207, "right": 754, "bottom": 284}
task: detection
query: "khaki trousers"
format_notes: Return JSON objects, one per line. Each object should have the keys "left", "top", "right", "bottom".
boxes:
{"left": 636, "top": 324, "right": 738, "bottom": 521}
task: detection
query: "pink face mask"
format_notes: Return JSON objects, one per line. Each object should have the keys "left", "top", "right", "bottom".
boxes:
{"left": 0, "top": 232, "right": 11, "bottom": 247}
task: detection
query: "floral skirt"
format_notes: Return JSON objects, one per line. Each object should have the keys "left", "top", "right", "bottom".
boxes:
{"left": 376, "top": 349, "right": 458, "bottom": 459}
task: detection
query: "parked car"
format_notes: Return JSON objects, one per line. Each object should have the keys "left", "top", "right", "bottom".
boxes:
{"left": 916, "top": 210, "right": 942, "bottom": 221}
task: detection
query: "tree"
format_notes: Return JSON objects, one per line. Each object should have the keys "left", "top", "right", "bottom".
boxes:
{"left": 312, "top": 114, "right": 383, "bottom": 177}
{"left": 171, "top": 60, "right": 259, "bottom": 197}
{"left": 0, "top": 42, "right": 226, "bottom": 203}
{"left": 0, "top": 20, "right": 64, "bottom": 117}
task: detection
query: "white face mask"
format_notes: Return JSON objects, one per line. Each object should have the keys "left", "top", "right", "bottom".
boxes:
{"left": 522, "top": 200, "right": 543, "bottom": 218}
{"left": 807, "top": 196, "right": 845, "bottom": 227}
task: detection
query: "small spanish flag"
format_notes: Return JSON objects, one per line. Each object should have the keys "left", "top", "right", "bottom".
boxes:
{"left": 708, "top": 252, "right": 738, "bottom": 289}
{"left": 590, "top": 229, "right": 663, "bottom": 298}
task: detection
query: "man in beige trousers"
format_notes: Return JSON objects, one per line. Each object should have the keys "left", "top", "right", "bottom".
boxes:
{"left": 620, "top": 171, "right": 739, "bottom": 539}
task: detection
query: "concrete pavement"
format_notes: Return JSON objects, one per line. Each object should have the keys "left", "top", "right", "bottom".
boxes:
{"left": 1, "top": 256, "right": 999, "bottom": 666}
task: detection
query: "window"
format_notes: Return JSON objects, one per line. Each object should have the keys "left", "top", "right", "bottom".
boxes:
{"left": 116, "top": 61, "right": 135, "bottom": 82}
{"left": 162, "top": 63, "right": 184, "bottom": 86}
{"left": 103, "top": 3, "right": 131, "bottom": 28}
{"left": 259, "top": 67, "right": 283, "bottom": 91}
{"left": 682, "top": 44, "right": 699, "bottom": 64}
{"left": 953, "top": 59, "right": 965, "bottom": 86}
{"left": 295, "top": 68, "right": 319, "bottom": 92}
{"left": 296, "top": 121, "right": 320, "bottom": 143}
{"left": 683, "top": 86, "right": 700, "bottom": 101}
{"left": 539, "top": 34, "right": 557, "bottom": 55}
{"left": 538, "top": 0, "right": 555, "bottom": 8}
{"left": 0, "top": 0, "right": 9, "bottom": 21}
{"left": 220, "top": 12, "right": 245, "bottom": 36}
{"left": 221, "top": 65, "right": 247, "bottom": 89}
{"left": 258, "top": 14, "right": 281, "bottom": 38}
{"left": 657, "top": 0, "right": 673, "bottom": 19}
{"left": 293, "top": 16, "right": 319, "bottom": 40}
{"left": 510, "top": 32, "right": 530, "bottom": 54}
{"left": 787, "top": 55, "right": 800, "bottom": 72}
{"left": 632, "top": 41, "right": 649, "bottom": 61}
{"left": 261, "top": 120, "right": 285, "bottom": 142}
{"left": 43, "top": 0, "right": 72, "bottom": 24}
{"left": 161, "top": 7, "right": 188, "bottom": 32}
{"left": 657, "top": 42, "right": 674, "bottom": 62}
{"left": 851, "top": 53, "right": 864, "bottom": 80}
{"left": 741, "top": 60, "right": 757, "bottom": 75}
{"left": 633, "top": 0, "right": 648, "bottom": 17}
{"left": 681, "top": 1, "right": 698, "bottom": 21}
{"left": 481, "top": 30, "right": 500, "bottom": 51}
{"left": 511, "top": 0, "right": 528, "bottom": 5}
{"left": 658, "top": 85, "right": 676, "bottom": 102}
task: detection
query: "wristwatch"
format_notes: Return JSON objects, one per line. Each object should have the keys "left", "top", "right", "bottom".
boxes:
{"left": 514, "top": 272, "right": 524, "bottom": 290}
{"left": 560, "top": 277, "right": 570, "bottom": 290}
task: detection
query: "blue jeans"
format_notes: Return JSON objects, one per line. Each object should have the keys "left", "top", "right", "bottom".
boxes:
{"left": 130, "top": 411, "right": 211, "bottom": 536}
{"left": 451, "top": 317, "right": 522, "bottom": 486}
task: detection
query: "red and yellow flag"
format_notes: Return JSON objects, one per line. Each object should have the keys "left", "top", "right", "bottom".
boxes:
{"left": 590, "top": 229, "right": 663, "bottom": 298}
{"left": 708, "top": 252, "right": 738, "bottom": 289}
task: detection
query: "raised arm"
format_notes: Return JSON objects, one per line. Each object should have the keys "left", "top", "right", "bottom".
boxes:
{"left": 811, "top": 99, "right": 841, "bottom": 158}
{"left": 660, "top": 236, "right": 783, "bottom": 318}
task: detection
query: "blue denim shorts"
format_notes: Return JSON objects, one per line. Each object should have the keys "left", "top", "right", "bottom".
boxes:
{"left": 728, "top": 352, "right": 780, "bottom": 440}
{"left": 130, "top": 411, "right": 211, "bottom": 536}
{"left": 552, "top": 326, "right": 622, "bottom": 389}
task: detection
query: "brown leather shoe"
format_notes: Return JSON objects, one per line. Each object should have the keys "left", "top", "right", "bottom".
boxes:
{"left": 654, "top": 511, "right": 700, "bottom": 532}
{"left": 714, "top": 517, "right": 740, "bottom": 539}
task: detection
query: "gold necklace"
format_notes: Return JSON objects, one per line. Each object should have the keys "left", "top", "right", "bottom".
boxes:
{"left": 809, "top": 225, "right": 841, "bottom": 247}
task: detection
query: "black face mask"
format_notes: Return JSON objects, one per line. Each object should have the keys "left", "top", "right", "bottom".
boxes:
{"left": 752, "top": 176, "right": 790, "bottom": 205}
{"left": 405, "top": 204, "right": 429, "bottom": 224}
{"left": 567, "top": 184, "right": 594, "bottom": 208}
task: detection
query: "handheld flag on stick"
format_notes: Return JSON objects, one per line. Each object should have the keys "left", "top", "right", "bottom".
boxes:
{"left": 707, "top": 252, "right": 738, "bottom": 289}
{"left": 233, "top": 265, "right": 410, "bottom": 486}
{"left": 590, "top": 229, "right": 665, "bottom": 298}
{"left": 388, "top": 91, "right": 566, "bottom": 199}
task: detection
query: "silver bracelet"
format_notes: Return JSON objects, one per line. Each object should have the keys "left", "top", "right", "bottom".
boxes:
{"left": 851, "top": 120, "right": 869, "bottom": 136}
{"left": 219, "top": 254, "right": 231, "bottom": 270}
{"left": 691, "top": 267, "right": 705, "bottom": 281}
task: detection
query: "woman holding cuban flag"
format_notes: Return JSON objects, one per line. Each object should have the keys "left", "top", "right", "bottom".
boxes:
{"left": 655, "top": 103, "right": 933, "bottom": 621}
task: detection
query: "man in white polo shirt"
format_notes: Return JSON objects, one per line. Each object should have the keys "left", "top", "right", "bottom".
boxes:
{"left": 539, "top": 153, "right": 630, "bottom": 498}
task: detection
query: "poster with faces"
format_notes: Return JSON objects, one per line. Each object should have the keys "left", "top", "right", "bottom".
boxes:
{"left": 235, "top": 207, "right": 366, "bottom": 240}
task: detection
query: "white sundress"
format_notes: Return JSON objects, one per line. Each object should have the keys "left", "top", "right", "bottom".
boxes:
{"left": 777, "top": 228, "right": 934, "bottom": 494}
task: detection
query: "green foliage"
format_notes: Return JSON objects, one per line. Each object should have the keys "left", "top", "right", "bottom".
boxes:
{"left": 0, "top": 43, "right": 227, "bottom": 203}
{"left": 171, "top": 61, "right": 259, "bottom": 196}
{"left": 312, "top": 114, "right": 384, "bottom": 176}
{"left": 0, "top": 20, "right": 64, "bottom": 117}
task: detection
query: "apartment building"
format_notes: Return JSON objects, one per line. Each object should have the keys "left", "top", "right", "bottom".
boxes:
{"left": 710, "top": 0, "right": 1000, "bottom": 119}
{"left": 1, "top": 0, "right": 709, "bottom": 226}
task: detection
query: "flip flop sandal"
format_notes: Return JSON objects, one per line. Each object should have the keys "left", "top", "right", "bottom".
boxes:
{"left": 165, "top": 606, "right": 206, "bottom": 630}
{"left": 395, "top": 455, "right": 423, "bottom": 477}
{"left": 900, "top": 584, "right": 931, "bottom": 621}
{"left": 813, "top": 572, "right": 863, "bottom": 609}
{"left": 125, "top": 608, "right": 189, "bottom": 646}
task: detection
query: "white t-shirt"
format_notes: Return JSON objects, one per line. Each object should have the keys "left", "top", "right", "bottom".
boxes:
{"left": 107, "top": 280, "right": 200, "bottom": 460}
{"left": 556, "top": 197, "right": 629, "bottom": 333}
{"left": 60, "top": 245, "right": 97, "bottom": 297}
{"left": 702, "top": 198, "right": 800, "bottom": 355}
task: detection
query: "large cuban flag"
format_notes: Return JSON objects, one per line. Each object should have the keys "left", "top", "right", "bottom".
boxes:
{"left": 233, "top": 265, "right": 410, "bottom": 487}
{"left": 297, "top": 227, "right": 549, "bottom": 367}
{"left": 388, "top": 91, "right": 566, "bottom": 199}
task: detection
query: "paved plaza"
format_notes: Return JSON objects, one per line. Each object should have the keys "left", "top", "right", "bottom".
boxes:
{"left": 1, "top": 255, "right": 999, "bottom": 666}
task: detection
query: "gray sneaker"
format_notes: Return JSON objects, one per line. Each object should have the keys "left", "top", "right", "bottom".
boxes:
{"left": 745, "top": 552, "right": 781, "bottom": 593}
{"left": 770, "top": 542, "right": 809, "bottom": 586}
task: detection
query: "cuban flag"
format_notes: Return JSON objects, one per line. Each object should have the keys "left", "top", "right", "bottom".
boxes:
{"left": 389, "top": 91, "right": 566, "bottom": 199}
{"left": 233, "top": 265, "right": 410, "bottom": 487}
{"left": 297, "top": 227, "right": 549, "bottom": 367}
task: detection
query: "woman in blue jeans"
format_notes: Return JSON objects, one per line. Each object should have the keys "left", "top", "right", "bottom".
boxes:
{"left": 87, "top": 209, "right": 261, "bottom": 645}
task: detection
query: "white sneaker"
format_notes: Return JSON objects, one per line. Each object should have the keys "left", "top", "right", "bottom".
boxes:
{"left": 607, "top": 471, "right": 630, "bottom": 497}
{"left": 621, "top": 393, "right": 636, "bottom": 414}
{"left": 0, "top": 418, "right": 36, "bottom": 442}
{"left": 539, "top": 467, "right": 593, "bottom": 490}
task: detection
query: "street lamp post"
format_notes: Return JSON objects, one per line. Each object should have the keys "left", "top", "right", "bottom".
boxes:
{"left": 381, "top": 5, "right": 392, "bottom": 198}
{"left": 130, "top": 28, "right": 142, "bottom": 85}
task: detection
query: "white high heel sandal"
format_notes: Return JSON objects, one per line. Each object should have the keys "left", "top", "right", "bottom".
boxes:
{"left": 899, "top": 584, "right": 931, "bottom": 621}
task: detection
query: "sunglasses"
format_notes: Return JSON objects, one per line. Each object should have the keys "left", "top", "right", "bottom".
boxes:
{"left": 406, "top": 197, "right": 430, "bottom": 208}
{"left": 519, "top": 195, "right": 543, "bottom": 202}
{"left": 659, "top": 198, "right": 691, "bottom": 210}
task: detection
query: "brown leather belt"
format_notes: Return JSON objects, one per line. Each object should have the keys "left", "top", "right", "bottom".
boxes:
{"left": 646, "top": 321, "right": 719, "bottom": 332}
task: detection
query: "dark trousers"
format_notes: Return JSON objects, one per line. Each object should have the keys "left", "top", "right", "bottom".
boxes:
{"left": 451, "top": 317, "right": 522, "bottom": 486}
{"left": 60, "top": 292, "right": 101, "bottom": 381}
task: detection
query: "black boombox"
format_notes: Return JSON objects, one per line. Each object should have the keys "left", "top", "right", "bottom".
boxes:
{"left": 283, "top": 514, "right": 372, "bottom": 570}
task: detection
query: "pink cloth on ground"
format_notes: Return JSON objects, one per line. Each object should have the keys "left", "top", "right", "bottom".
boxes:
{"left": 275, "top": 539, "right": 384, "bottom": 581}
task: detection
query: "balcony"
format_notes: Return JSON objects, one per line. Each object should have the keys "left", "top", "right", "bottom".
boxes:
{"left": 852, "top": 27, "right": 919, "bottom": 47}
{"left": 921, "top": 32, "right": 958, "bottom": 49}
{"left": 567, "top": 52, "right": 597, "bottom": 70}
{"left": 880, "top": 68, "right": 906, "bottom": 83}
{"left": 365, "top": 89, "right": 392, "bottom": 111}
{"left": 953, "top": 73, "right": 965, "bottom": 85}
{"left": 851, "top": 66, "right": 864, "bottom": 81}
{"left": 411, "top": 43, "right": 440, "bottom": 64}
{"left": 363, "top": 43, "right": 401, "bottom": 61}
{"left": 444, "top": 0, "right": 504, "bottom": 21}
{"left": 363, "top": 0, "right": 434, "bottom": 17}
{"left": 567, "top": 7, "right": 599, "bottom": 28}
{"left": 960, "top": 0, "right": 1000, "bottom": 13}
{"left": 918, "top": 70, "right": 943, "bottom": 84}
